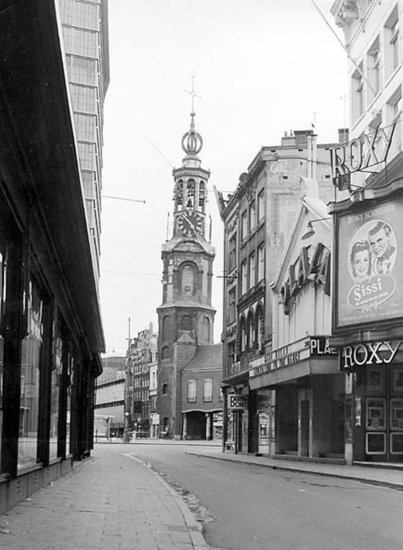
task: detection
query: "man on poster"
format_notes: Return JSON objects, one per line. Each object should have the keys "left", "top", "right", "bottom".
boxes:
{"left": 368, "top": 221, "right": 397, "bottom": 275}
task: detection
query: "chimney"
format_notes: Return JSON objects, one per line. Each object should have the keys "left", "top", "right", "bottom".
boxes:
{"left": 338, "top": 128, "right": 349, "bottom": 144}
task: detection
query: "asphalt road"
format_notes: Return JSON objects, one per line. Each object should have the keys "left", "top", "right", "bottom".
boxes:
{"left": 104, "top": 443, "right": 403, "bottom": 550}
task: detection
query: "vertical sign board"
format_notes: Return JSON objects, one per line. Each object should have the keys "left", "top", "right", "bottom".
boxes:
{"left": 335, "top": 196, "right": 403, "bottom": 328}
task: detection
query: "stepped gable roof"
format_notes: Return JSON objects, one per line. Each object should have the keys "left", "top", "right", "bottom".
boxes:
{"left": 183, "top": 343, "right": 222, "bottom": 372}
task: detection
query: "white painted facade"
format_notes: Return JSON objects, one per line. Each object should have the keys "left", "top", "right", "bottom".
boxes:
{"left": 332, "top": 0, "right": 402, "bottom": 187}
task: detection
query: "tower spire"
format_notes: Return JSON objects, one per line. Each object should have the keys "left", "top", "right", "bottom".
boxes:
{"left": 182, "top": 73, "right": 203, "bottom": 158}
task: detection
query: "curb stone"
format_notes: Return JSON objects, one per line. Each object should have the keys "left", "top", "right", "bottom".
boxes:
{"left": 122, "top": 453, "right": 211, "bottom": 549}
{"left": 185, "top": 451, "right": 403, "bottom": 491}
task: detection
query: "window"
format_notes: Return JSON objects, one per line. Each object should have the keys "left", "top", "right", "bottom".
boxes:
{"left": 249, "top": 253, "right": 255, "bottom": 289}
{"left": 228, "top": 288, "right": 236, "bottom": 324}
{"left": 180, "top": 263, "right": 195, "bottom": 296}
{"left": 249, "top": 202, "right": 256, "bottom": 231}
{"left": 65, "top": 55, "right": 97, "bottom": 86}
{"left": 203, "top": 379, "right": 212, "bottom": 402}
{"left": 228, "top": 233, "right": 237, "bottom": 271}
{"left": 367, "top": 37, "right": 380, "bottom": 103}
{"left": 181, "top": 315, "right": 192, "bottom": 331}
{"left": 162, "top": 383, "right": 168, "bottom": 395}
{"left": 387, "top": 87, "right": 402, "bottom": 158}
{"left": 241, "top": 260, "right": 247, "bottom": 295}
{"left": 78, "top": 142, "right": 95, "bottom": 170}
{"left": 247, "top": 312, "right": 254, "bottom": 348}
{"left": 240, "top": 316, "right": 246, "bottom": 352}
{"left": 73, "top": 113, "right": 96, "bottom": 142}
{"left": 256, "top": 308, "right": 264, "bottom": 351}
{"left": 70, "top": 84, "right": 97, "bottom": 114}
{"left": 188, "top": 379, "right": 196, "bottom": 402}
{"left": 257, "top": 190, "right": 265, "bottom": 222}
{"left": 227, "top": 340, "right": 236, "bottom": 368}
{"left": 352, "top": 63, "right": 364, "bottom": 121}
{"left": 384, "top": 9, "right": 400, "bottom": 77}
{"left": 391, "top": 19, "right": 400, "bottom": 71}
{"left": 258, "top": 244, "right": 265, "bottom": 280}
{"left": 241, "top": 211, "right": 248, "bottom": 239}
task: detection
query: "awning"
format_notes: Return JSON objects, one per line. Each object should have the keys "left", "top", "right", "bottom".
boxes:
{"left": 249, "top": 356, "right": 339, "bottom": 390}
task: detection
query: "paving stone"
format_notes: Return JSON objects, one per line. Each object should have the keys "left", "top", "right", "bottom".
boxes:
{"left": 0, "top": 446, "right": 210, "bottom": 549}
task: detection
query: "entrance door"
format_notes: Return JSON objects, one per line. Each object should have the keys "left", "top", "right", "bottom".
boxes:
{"left": 300, "top": 400, "right": 310, "bottom": 457}
{"left": 365, "top": 365, "right": 403, "bottom": 461}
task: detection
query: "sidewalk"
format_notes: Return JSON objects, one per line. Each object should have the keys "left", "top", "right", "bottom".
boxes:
{"left": 0, "top": 446, "right": 210, "bottom": 550}
{"left": 186, "top": 446, "right": 403, "bottom": 490}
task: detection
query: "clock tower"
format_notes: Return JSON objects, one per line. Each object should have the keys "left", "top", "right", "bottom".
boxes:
{"left": 156, "top": 94, "right": 216, "bottom": 438}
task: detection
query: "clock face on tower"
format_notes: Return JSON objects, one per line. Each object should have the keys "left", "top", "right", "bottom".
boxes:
{"left": 177, "top": 212, "right": 203, "bottom": 237}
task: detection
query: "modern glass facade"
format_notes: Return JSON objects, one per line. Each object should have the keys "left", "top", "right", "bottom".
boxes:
{"left": 58, "top": 0, "right": 110, "bottom": 280}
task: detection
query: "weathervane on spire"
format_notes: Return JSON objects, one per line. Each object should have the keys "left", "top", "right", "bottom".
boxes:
{"left": 184, "top": 72, "right": 201, "bottom": 118}
{"left": 182, "top": 72, "right": 203, "bottom": 156}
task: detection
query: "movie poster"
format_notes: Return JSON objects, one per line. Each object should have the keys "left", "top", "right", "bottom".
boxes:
{"left": 336, "top": 197, "right": 403, "bottom": 328}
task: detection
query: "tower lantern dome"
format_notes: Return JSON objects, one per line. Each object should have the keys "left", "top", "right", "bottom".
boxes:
{"left": 181, "top": 112, "right": 203, "bottom": 168}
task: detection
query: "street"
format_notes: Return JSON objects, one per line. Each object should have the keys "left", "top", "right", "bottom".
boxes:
{"left": 122, "top": 442, "right": 403, "bottom": 550}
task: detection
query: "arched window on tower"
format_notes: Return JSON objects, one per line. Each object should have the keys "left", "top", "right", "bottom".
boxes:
{"left": 161, "top": 346, "right": 170, "bottom": 360}
{"left": 199, "top": 181, "right": 205, "bottom": 210}
{"left": 201, "top": 316, "right": 211, "bottom": 344}
{"left": 180, "top": 263, "right": 196, "bottom": 296}
{"left": 175, "top": 180, "right": 183, "bottom": 208}
{"left": 162, "top": 315, "right": 170, "bottom": 341}
{"left": 181, "top": 315, "right": 192, "bottom": 331}
{"left": 186, "top": 179, "right": 195, "bottom": 208}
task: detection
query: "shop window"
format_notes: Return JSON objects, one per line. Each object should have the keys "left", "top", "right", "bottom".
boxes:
{"left": 49, "top": 319, "right": 63, "bottom": 461}
{"left": 65, "top": 352, "right": 73, "bottom": 456}
{"left": 0, "top": 246, "right": 6, "bottom": 469}
{"left": 18, "top": 280, "right": 44, "bottom": 471}
{"left": 187, "top": 379, "right": 196, "bottom": 402}
{"left": 203, "top": 378, "right": 212, "bottom": 402}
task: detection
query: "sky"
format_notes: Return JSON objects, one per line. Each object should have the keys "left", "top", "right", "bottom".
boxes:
{"left": 100, "top": 0, "right": 348, "bottom": 356}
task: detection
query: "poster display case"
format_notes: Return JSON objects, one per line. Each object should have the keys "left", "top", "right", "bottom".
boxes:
{"left": 366, "top": 398, "right": 386, "bottom": 430}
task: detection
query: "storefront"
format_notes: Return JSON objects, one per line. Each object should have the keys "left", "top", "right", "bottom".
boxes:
{"left": 249, "top": 336, "right": 342, "bottom": 459}
{"left": 330, "top": 168, "right": 403, "bottom": 463}
{"left": 0, "top": 3, "right": 104, "bottom": 513}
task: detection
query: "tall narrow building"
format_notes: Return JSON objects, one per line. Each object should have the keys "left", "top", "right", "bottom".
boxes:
{"left": 57, "top": 0, "right": 110, "bottom": 279}
{"left": 157, "top": 101, "right": 222, "bottom": 439}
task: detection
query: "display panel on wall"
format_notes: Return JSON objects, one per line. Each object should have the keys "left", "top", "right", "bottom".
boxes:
{"left": 335, "top": 195, "right": 403, "bottom": 329}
